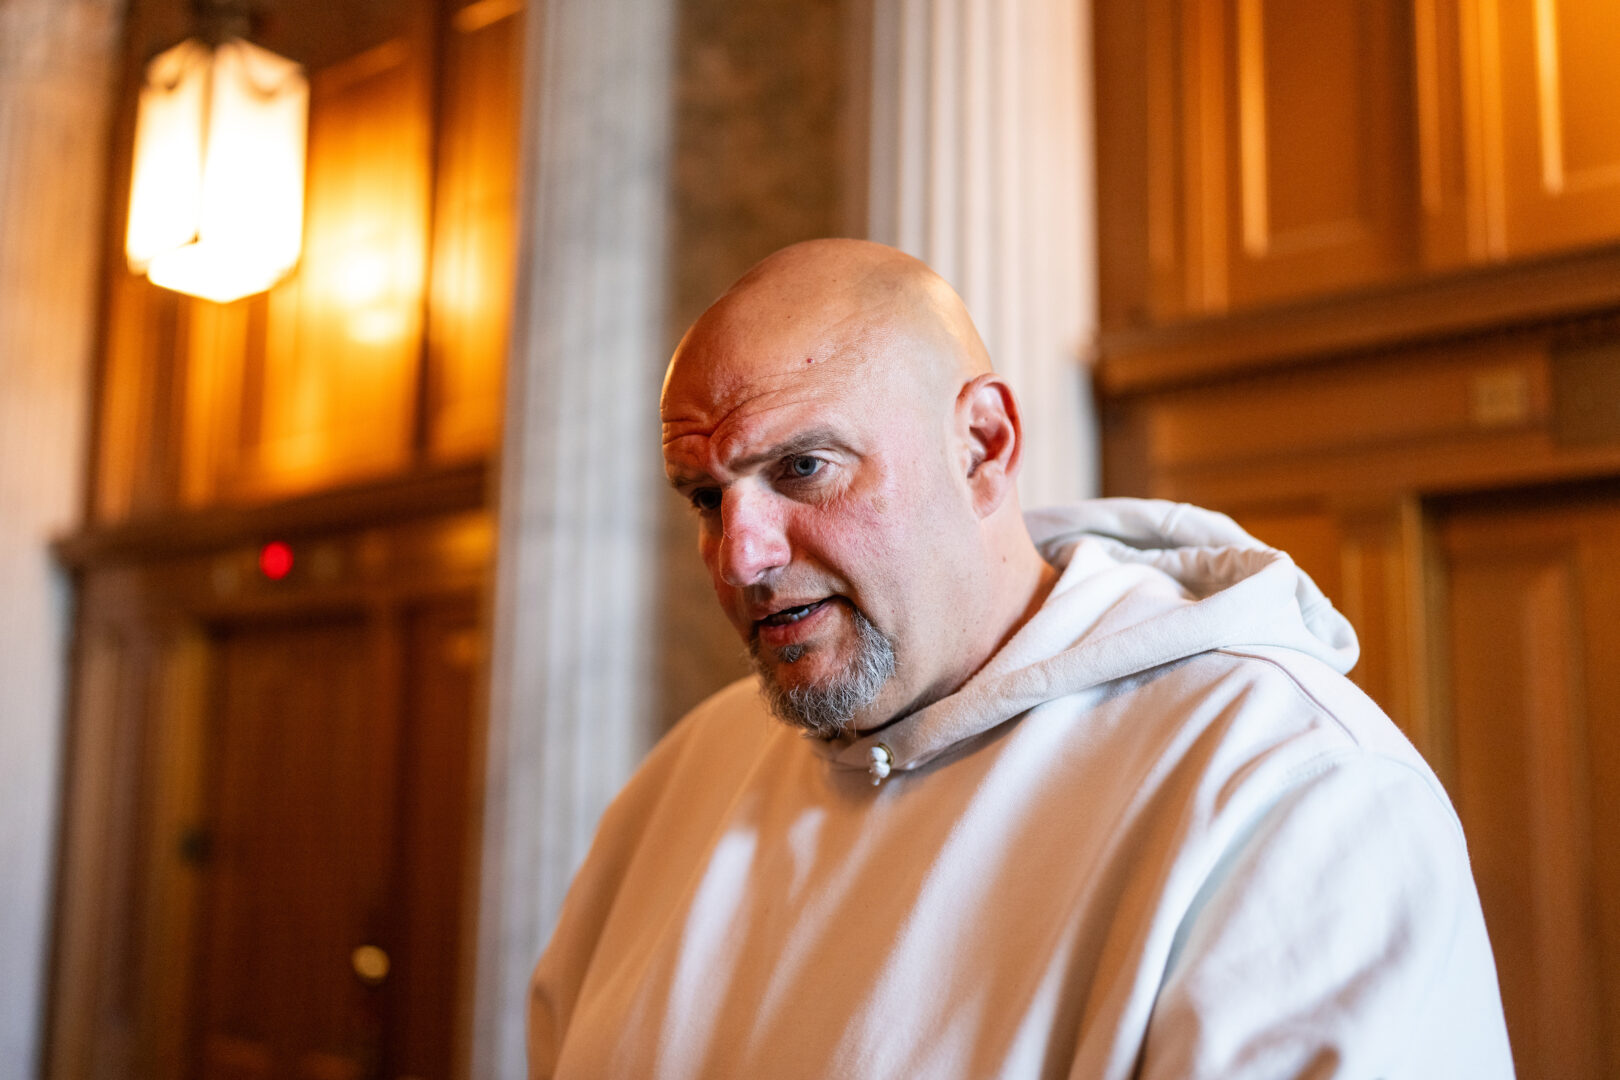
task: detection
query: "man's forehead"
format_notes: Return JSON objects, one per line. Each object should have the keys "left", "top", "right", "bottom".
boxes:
{"left": 661, "top": 316, "right": 880, "bottom": 424}
{"left": 661, "top": 358, "right": 861, "bottom": 462}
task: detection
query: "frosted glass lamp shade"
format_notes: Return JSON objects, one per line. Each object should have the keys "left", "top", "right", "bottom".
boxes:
{"left": 125, "top": 37, "right": 309, "bottom": 303}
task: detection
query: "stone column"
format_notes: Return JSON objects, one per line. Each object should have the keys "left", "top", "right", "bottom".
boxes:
{"left": 0, "top": 1, "right": 122, "bottom": 1074}
{"left": 866, "top": 0, "right": 1099, "bottom": 506}
{"left": 472, "top": 0, "right": 676, "bottom": 1076}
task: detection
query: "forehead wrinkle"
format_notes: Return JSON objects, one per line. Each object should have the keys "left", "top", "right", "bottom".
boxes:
{"left": 707, "top": 390, "right": 840, "bottom": 463}
{"left": 661, "top": 379, "right": 858, "bottom": 491}
{"left": 663, "top": 343, "right": 866, "bottom": 433}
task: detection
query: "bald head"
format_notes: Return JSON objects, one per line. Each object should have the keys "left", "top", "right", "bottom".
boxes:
{"left": 662, "top": 239, "right": 991, "bottom": 424}
{"left": 660, "top": 239, "right": 1055, "bottom": 736}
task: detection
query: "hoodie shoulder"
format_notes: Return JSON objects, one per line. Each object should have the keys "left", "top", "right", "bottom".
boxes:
{"left": 1205, "top": 645, "right": 1456, "bottom": 817}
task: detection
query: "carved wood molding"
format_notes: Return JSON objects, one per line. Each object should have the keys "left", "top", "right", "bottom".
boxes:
{"left": 1098, "top": 241, "right": 1620, "bottom": 395}
{"left": 54, "top": 459, "right": 489, "bottom": 568}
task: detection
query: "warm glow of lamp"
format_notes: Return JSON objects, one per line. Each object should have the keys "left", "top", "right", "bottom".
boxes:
{"left": 125, "top": 35, "right": 308, "bottom": 303}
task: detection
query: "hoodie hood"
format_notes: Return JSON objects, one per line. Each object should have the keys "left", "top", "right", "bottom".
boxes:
{"left": 811, "top": 498, "right": 1359, "bottom": 782}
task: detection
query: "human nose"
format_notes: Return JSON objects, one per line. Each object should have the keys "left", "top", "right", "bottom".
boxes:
{"left": 715, "top": 487, "right": 790, "bottom": 587}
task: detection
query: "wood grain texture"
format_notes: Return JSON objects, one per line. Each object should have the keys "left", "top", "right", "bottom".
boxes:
{"left": 426, "top": 3, "right": 523, "bottom": 462}
{"left": 242, "top": 32, "right": 434, "bottom": 497}
{"left": 48, "top": 505, "right": 493, "bottom": 1080}
{"left": 1440, "top": 496, "right": 1620, "bottom": 1080}
{"left": 1468, "top": 0, "right": 1620, "bottom": 259}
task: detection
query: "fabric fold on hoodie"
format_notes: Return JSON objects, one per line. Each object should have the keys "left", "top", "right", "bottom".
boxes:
{"left": 811, "top": 500, "right": 1360, "bottom": 777}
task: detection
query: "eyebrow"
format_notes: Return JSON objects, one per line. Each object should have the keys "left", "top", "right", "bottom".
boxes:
{"left": 667, "top": 427, "right": 845, "bottom": 489}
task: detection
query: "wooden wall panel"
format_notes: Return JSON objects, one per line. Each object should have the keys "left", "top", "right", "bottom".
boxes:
{"left": 1441, "top": 500, "right": 1620, "bottom": 1080}
{"left": 1413, "top": 0, "right": 1473, "bottom": 267}
{"left": 394, "top": 600, "right": 482, "bottom": 1079}
{"left": 426, "top": 0, "right": 524, "bottom": 462}
{"left": 1171, "top": 0, "right": 1419, "bottom": 312}
{"left": 238, "top": 37, "right": 434, "bottom": 498}
{"left": 48, "top": 495, "right": 494, "bottom": 1080}
{"left": 1102, "top": 0, "right": 1620, "bottom": 332}
{"left": 1480, "top": 0, "right": 1620, "bottom": 258}
{"left": 95, "top": 279, "right": 184, "bottom": 521}
{"left": 196, "top": 617, "right": 389, "bottom": 1080}
{"left": 91, "top": 0, "right": 520, "bottom": 521}
{"left": 1140, "top": 337, "right": 1547, "bottom": 473}
{"left": 136, "top": 630, "right": 210, "bottom": 1080}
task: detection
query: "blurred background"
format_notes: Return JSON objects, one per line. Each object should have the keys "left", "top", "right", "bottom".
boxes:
{"left": 1, "top": 0, "right": 1615, "bottom": 1077}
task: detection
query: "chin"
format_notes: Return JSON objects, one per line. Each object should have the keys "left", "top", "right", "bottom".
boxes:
{"left": 747, "top": 612, "right": 898, "bottom": 738}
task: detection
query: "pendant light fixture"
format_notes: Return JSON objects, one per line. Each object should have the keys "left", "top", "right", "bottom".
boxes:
{"left": 124, "top": 0, "right": 309, "bottom": 303}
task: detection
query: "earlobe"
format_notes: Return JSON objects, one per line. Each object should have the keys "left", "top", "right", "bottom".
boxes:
{"left": 955, "top": 375, "right": 1023, "bottom": 518}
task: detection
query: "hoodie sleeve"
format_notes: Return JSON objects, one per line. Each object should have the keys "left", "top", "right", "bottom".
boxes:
{"left": 1134, "top": 754, "right": 1514, "bottom": 1080}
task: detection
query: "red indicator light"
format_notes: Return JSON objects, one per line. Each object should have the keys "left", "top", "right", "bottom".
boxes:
{"left": 259, "top": 541, "right": 294, "bottom": 580}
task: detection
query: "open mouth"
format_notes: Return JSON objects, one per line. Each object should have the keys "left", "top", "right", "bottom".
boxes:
{"left": 759, "top": 598, "right": 831, "bottom": 627}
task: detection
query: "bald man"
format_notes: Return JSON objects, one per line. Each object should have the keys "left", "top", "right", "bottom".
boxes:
{"left": 528, "top": 241, "right": 1513, "bottom": 1080}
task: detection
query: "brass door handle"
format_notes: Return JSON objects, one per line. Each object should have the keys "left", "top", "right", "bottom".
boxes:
{"left": 351, "top": 944, "right": 390, "bottom": 986}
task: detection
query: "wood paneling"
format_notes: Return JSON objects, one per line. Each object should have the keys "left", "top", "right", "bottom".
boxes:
{"left": 197, "top": 617, "right": 386, "bottom": 1080}
{"left": 1117, "top": 0, "right": 1420, "bottom": 317}
{"left": 1218, "top": 0, "right": 1418, "bottom": 305}
{"left": 1141, "top": 336, "right": 1546, "bottom": 471}
{"left": 58, "top": 1, "right": 516, "bottom": 1076}
{"left": 393, "top": 601, "right": 482, "bottom": 1079}
{"left": 1108, "top": 326, "right": 1620, "bottom": 499}
{"left": 242, "top": 36, "right": 434, "bottom": 497}
{"left": 426, "top": 0, "right": 524, "bottom": 462}
{"left": 1097, "top": 243, "right": 1620, "bottom": 394}
{"left": 92, "top": 0, "right": 520, "bottom": 521}
{"left": 1439, "top": 495, "right": 1620, "bottom": 1079}
{"left": 47, "top": 498, "right": 492, "bottom": 1080}
{"left": 1468, "top": 0, "right": 1620, "bottom": 259}
{"left": 1099, "top": 0, "right": 1620, "bottom": 338}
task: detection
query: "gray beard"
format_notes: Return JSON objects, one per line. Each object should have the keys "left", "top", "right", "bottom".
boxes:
{"left": 749, "top": 605, "right": 897, "bottom": 739}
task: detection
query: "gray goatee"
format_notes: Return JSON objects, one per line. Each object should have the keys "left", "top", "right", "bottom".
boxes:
{"left": 749, "top": 605, "right": 896, "bottom": 739}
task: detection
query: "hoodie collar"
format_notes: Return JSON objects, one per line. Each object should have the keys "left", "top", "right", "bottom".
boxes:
{"left": 807, "top": 499, "right": 1358, "bottom": 783}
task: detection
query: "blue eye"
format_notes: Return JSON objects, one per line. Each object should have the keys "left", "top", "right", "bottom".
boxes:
{"left": 788, "top": 456, "right": 822, "bottom": 478}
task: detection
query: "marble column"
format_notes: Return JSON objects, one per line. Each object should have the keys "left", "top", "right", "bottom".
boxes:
{"left": 0, "top": 2, "right": 123, "bottom": 1075}
{"left": 472, "top": 0, "right": 676, "bottom": 1076}
{"left": 866, "top": 0, "right": 1099, "bottom": 506}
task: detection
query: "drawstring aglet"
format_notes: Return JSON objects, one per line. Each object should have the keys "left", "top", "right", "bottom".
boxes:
{"left": 868, "top": 744, "right": 893, "bottom": 786}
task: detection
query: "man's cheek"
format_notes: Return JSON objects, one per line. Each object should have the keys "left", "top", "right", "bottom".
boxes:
{"left": 713, "top": 585, "right": 751, "bottom": 635}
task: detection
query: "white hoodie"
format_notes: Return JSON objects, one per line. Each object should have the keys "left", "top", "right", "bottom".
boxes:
{"left": 529, "top": 500, "right": 1514, "bottom": 1079}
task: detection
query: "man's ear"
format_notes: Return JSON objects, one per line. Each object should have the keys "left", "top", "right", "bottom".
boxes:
{"left": 954, "top": 374, "right": 1023, "bottom": 518}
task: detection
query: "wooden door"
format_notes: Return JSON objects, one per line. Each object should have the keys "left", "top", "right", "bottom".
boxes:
{"left": 195, "top": 617, "right": 393, "bottom": 1080}
{"left": 1438, "top": 492, "right": 1620, "bottom": 1080}
{"left": 191, "top": 601, "right": 478, "bottom": 1080}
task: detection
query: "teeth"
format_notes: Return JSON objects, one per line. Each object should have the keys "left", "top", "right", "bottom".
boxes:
{"left": 765, "top": 601, "right": 819, "bottom": 626}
